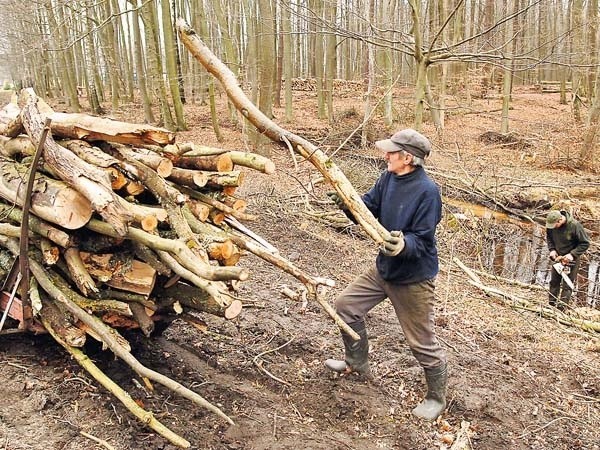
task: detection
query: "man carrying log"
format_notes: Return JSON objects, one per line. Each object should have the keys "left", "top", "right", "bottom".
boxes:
{"left": 545, "top": 210, "right": 590, "bottom": 310}
{"left": 325, "top": 129, "right": 447, "bottom": 421}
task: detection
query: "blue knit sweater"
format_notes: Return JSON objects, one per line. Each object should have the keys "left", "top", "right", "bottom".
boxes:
{"left": 362, "top": 167, "right": 441, "bottom": 284}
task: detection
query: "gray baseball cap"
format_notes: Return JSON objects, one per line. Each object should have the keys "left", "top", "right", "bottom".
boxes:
{"left": 546, "top": 210, "right": 564, "bottom": 229}
{"left": 375, "top": 129, "right": 432, "bottom": 159}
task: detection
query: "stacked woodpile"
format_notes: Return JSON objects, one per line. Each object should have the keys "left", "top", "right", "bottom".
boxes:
{"left": 0, "top": 88, "right": 328, "bottom": 447}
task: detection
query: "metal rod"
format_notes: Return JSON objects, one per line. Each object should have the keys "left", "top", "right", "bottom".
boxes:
{"left": 19, "top": 117, "right": 52, "bottom": 327}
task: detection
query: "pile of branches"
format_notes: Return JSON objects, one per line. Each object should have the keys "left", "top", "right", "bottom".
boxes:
{"left": 0, "top": 89, "right": 339, "bottom": 448}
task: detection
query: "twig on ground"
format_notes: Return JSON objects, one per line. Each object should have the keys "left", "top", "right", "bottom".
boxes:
{"left": 80, "top": 431, "right": 116, "bottom": 450}
{"left": 518, "top": 416, "right": 585, "bottom": 439}
{"left": 252, "top": 336, "right": 295, "bottom": 387}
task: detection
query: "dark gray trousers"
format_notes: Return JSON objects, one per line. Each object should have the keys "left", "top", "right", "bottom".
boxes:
{"left": 335, "top": 265, "right": 446, "bottom": 370}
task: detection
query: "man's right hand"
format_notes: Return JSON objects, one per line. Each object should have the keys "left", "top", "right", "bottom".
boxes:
{"left": 381, "top": 231, "right": 405, "bottom": 257}
{"left": 549, "top": 250, "right": 558, "bottom": 261}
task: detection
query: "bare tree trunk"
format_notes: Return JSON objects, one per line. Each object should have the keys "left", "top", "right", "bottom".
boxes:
{"left": 255, "top": 0, "right": 276, "bottom": 155}
{"left": 161, "top": 0, "right": 187, "bottom": 130}
{"left": 83, "top": 0, "right": 104, "bottom": 114}
{"left": 130, "top": 0, "right": 155, "bottom": 123}
{"left": 282, "top": 0, "right": 294, "bottom": 121}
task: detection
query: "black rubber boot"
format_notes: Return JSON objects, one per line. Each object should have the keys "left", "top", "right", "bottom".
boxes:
{"left": 324, "top": 320, "right": 371, "bottom": 376}
{"left": 412, "top": 363, "right": 448, "bottom": 420}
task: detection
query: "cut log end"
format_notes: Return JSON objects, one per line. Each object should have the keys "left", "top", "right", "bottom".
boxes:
{"left": 216, "top": 154, "right": 234, "bottom": 172}
{"left": 53, "top": 189, "right": 94, "bottom": 230}
{"left": 156, "top": 159, "right": 174, "bottom": 178}
{"left": 140, "top": 215, "right": 159, "bottom": 232}
{"left": 224, "top": 300, "right": 243, "bottom": 319}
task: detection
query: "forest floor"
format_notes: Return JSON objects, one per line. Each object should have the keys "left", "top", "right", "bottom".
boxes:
{"left": 0, "top": 85, "right": 599, "bottom": 450}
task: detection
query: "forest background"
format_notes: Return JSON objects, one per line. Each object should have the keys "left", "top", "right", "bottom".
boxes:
{"left": 0, "top": 1, "right": 600, "bottom": 449}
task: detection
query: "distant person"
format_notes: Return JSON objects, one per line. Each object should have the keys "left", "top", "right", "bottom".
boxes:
{"left": 545, "top": 210, "right": 590, "bottom": 310}
{"left": 325, "top": 129, "right": 447, "bottom": 421}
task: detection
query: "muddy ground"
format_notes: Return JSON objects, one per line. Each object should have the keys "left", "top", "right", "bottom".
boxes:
{"left": 0, "top": 87, "right": 599, "bottom": 450}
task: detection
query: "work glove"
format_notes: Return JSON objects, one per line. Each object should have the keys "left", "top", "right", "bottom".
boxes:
{"left": 327, "top": 191, "right": 346, "bottom": 210}
{"left": 548, "top": 250, "right": 558, "bottom": 261}
{"left": 381, "top": 231, "right": 405, "bottom": 257}
{"left": 560, "top": 253, "right": 574, "bottom": 265}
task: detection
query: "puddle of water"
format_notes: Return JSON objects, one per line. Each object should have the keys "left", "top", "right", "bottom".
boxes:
{"left": 447, "top": 199, "right": 599, "bottom": 307}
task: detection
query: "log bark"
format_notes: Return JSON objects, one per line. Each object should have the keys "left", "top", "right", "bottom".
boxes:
{"left": 168, "top": 167, "right": 209, "bottom": 189}
{"left": 111, "top": 143, "right": 174, "bottom": 177}
{"left": 63, "top": 247, "right": 99, "bottom": 297}
{"left": 227, "top": 151, "right": 275, "bottom": 174}
{"left": 178, "top": 185, "right": 257, "bottom": 221}
{"left": 38, "top": 298, "right": 87, "bottom": 347}
{"left": 131, "top": 242, "right": 172, "bottom": 277}
{"left": 168, "top": 144, "right": 276, "bottom": 174}
{"left": 0, "top": 135, "right": 35, "bottom": 158}
{"left": 205, "top": 170, "right": 244, "bottom": 188}
{"left": 177, "top": 19, "right": 389, "bottom": 245}
{"left": 155, "top": 282, "right": 242, "bottom": 319}
{"left": 186, "top": 200, "right": 211, "bottom": 221}
{"left": 21, "top": 89, "right": 134, "bottom": 235}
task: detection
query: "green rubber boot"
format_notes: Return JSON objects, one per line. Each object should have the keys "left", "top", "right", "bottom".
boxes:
{"left": 324, "top": 320, "right": 371, "bottom": 376}
{"left": 412, "top": 363, "right": 448, "bottom": 420}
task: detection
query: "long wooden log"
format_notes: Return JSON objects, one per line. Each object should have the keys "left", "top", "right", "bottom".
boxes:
{"left": 47, "top": 112, "right": 175, "bottom": 146}
{"left": 205, "top": 170, "right": 244, "bottom": 188}
{"left": 168, "top": 166, "right": 209, "bottom": 189}
{"left": 166, "top": 145, "right": 275, "bottom": 174}
{"left": 172, "top": 153, "right": 233, "bottom": 172}
{"left": 0, "top": 158, "right": 93, "bottom": 229}
{"left": 177, "top": 185, "right": 257, "bottom": 221}
{"left": 111, "top": 143, "right": 174, "bottom": 177}
{"left": 177, "top": 19, "right": 389, "bottom": 245}
{"left": 177, "top": 147, "right": 276, "bottom": 174}
{"left": 227, "top": 151, "right": 275, "bottom": 174}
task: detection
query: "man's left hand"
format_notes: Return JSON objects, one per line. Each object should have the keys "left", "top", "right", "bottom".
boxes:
{"left": 381, "top": 231, "right": 405, "bottom": 257}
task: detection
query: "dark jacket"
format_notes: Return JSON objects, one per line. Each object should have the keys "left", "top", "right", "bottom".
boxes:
{"left": 546, "top": 210, "right": 590, "bottom": 258}
{"left": 362, "top": 167, "right": 441, "bottom": 284}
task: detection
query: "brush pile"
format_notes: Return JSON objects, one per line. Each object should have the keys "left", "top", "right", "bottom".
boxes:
{"left": 0, "top": 88, "right": 337, "bottom": 447}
